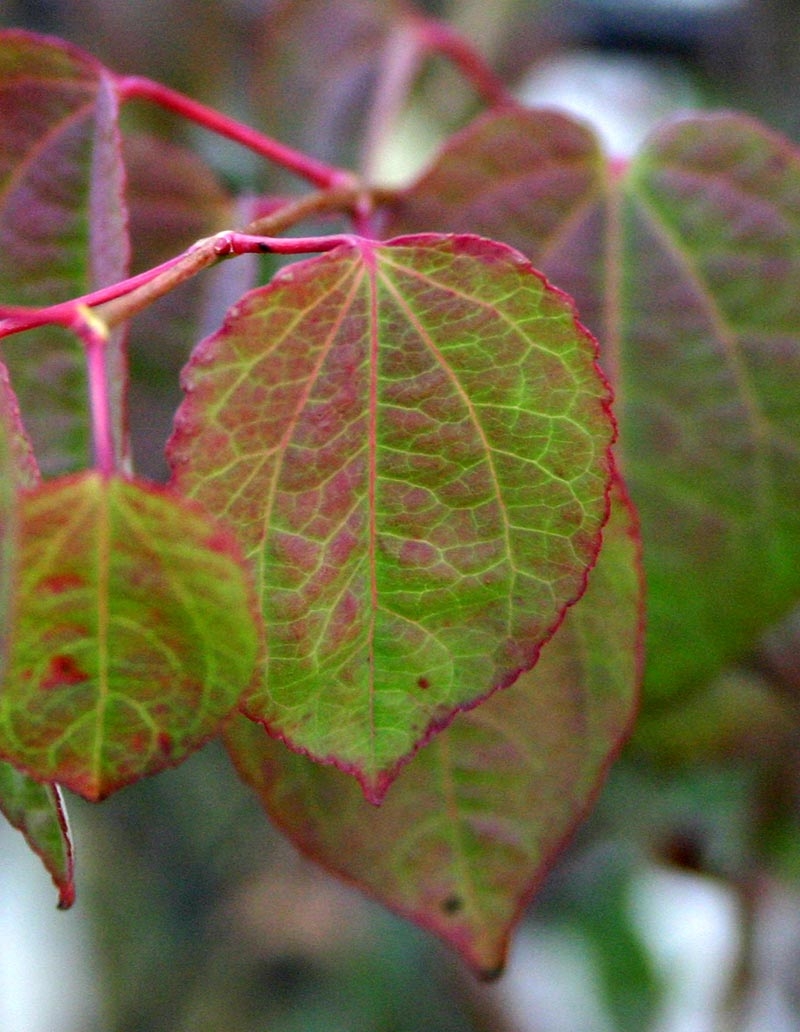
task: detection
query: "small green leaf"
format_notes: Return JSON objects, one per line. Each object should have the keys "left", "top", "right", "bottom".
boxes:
{"left": 0, "top": 472, "right": 260, "bottom": 800}
{"left": 226, "top": 480, "right": 642, "bottom": 976}
{"left": 170, "top": 233, "right": 614, "bottom": 799}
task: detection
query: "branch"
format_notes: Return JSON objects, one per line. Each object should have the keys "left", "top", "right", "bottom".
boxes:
{"left": 115, "top": 75, "right": 356, "bottom": 191}
{"left": 411, "top": 15, "right": 516, "bottom": 109}
{"left": 0, "top": 182, "right": 371, "bottom": 342}
{"left": 69, "top": 307, "right": 116, "bottom": 476}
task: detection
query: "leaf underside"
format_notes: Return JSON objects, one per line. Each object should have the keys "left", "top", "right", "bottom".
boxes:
{"left": 387, "top": 108, "right": 800, "bottom": 703}
{"left": 226, "top": 479, "right": 642, "bottom": 976}
{"left": 0, "top": 472, "right": 260, "bottom": 800}
{"left": 169, "top": 232, "right": 615, "bottom": 800}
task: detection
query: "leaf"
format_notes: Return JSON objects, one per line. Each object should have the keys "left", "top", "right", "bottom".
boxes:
{"left": 386, "top": 109, "right": 800, "bottom": 703}
{"left": 0, "top": 30, "right": 130, "bottom": 474}
{"left": 0, "top": 365, "right": 74, "bottom": 907}
{"left": 226, "top": 479, "right": 642, "bottom": 976}
{"left": 169, "top": 233, "right": 615, "bottom": 799}
{"left": 122, "top": 131, "right": 253, "bottom": 480}
{"left": 0, "top": 764, "right": 75, "bottom": 908}
{"left": 252, "top": 0, "right": 401, "bottom": 176}
{"left": 0, "top": 361, "right": 38, "bottom": 671}
{"left": 0, "top": 471, "right": 260, "bottom": 800}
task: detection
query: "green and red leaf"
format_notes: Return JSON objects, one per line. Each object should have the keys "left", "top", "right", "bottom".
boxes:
{"left": 169, "top": 233, "right": 615, "bottom": 800}
{"left": 226, "top": 478, "right": 642, "bottom": 976}
{"left": 386, "top": 109, "right": 800, "bottom": 703}
{"left": 0, "top": 30, "right": 130, "bottom": 474}
{"left": 0, "top": 764, "right": 74, "bottom": 908}
{"left": 0, "top": 364, "right": 74, "bottom": 906}
{"left": 0, "top": 472, "right": 260, "bottom": 800}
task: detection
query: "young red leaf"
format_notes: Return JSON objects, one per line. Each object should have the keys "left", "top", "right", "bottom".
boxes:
{"left": 0, "top": 364, "right": 74, "bottom": 906}
{"left": 0, "top": 30, "right": 130, "bottom": 473}
{"left": 226, "top": 479, "right": 642, "bottom": 977}
{"left": 387, "top": 109, "right": 800, "bottom": 703}
{"left": 169, "top": 233, "right": 614, "bottom": 799}
{"left": 0, "top": 472, "right": 260, "bottom": 801}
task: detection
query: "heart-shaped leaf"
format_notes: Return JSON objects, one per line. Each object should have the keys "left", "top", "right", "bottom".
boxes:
{"left": 386, "top": 109, "right": 800, "bottom": 703}
{"left": 169, "top": 233, "right": 615, "bottom": 800}
{"left": 226, "top": 479, "right": 642, "bottom": 976}
{"left": 0, "top": 30, "right": 130, "bottom": 474}
{"left": 0, "top": 472, "right": 260, "bottom": 800}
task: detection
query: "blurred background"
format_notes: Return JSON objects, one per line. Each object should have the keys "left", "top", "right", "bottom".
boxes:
{"left": 1, "top": 1, "right": 799, "bottom": 1030}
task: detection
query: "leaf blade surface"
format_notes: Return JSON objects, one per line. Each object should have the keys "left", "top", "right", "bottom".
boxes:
{"left": 170, "top": 233, "right": 614, "bottom": 798}
{"left": 0, "top": 363, "right": 74, "bottom": 905}
{"left": 387, "top": 109, "right": 800, "bottom": 702}
{"left": 226, "top": 479, "right": 642, "bottom": 975}
{"left": 0, "top": 472, "right": 260, "bottom": 800}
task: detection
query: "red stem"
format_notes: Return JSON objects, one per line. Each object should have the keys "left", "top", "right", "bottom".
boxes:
{"left": 210, "top": 231, "right": 361, "bottom": 257}
{"left": 115, "top": 75, "right": 355, "bottom": 190}
{"left": 0, "top": 250, "right": 195, "bottom": 339}
{"left": 411, "top": 15, "right": 515, "bottom": 109}
{"left": 69, "top": 308, "right": 115, "bottom": 477}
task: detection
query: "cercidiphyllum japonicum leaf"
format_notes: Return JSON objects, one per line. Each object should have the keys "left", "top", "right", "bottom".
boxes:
{"left": 253, "top": 0, "right": 401, "bottom": 179}
{"left": 225, "top": 479, "right": 642, "bottom": 977}
{"left": 386, "top": 109, "right": 800, "bottom": 705}
{"left": 0, "top": 361, "right": 38, "bottom": 661}
{"left": 0, "top": 364, "right": 75, "bottom": 907}
{"left": 0, "top": 472, "right": 260, "bottom": 801}
{"left": 0, "top": 31, "right": 130, "bottom": 474}
{"left": 169, "top": 233, "right": 615, "bottom": 801}
{"left": 0, "top": 764, "right": 74, "bottom": 908}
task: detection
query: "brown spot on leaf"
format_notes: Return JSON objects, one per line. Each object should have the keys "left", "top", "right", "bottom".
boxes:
{"left": 41, "top": 654, "right": 89, "bottom": 689}
{"left": 417, "top": 677, "right": 430, "bottom": 690}
{"left": 157, "top": 732, "right": 174, "bottom": 757}
{"left": 441, "top": 894, "right": 463, "bottom": 914}
{"left": 39, "top": 574, "right": 84, "bottom": 594}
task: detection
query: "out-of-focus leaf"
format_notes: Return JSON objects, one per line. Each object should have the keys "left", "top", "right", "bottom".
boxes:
{"left": 387, "top": 108, "right": 800, "bottom": 704}
{"left": 0, "top": 764, "right": 74, "bottom": 908}
{"left": 0, "top": 361, "right": 37, "bottom": 674}
{"left": 122, "top": 131, "right": 254, "bottom": 480}
{"left": 0, "top": 471, "right": 260, "bottom": 801}
{"left": 0, "top": 30, "right": 130, "bottom": 474}
{"left": 252, "top": 0, "right": 402, "bottom": 176}
{"left": 170, "top": 233, "right": 614, "bottom": 800}
{"left": 226, "top": 480, "right": 642, "bottom": 976}
{"left": 0, "top": 364, "right": 74, "bottom": 906}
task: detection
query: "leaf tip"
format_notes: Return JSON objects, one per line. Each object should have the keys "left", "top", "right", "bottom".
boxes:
{"left": 477, "top": 961, "right": 506, "bottom": 983}
{"left": 56, "top": 880, "right": 76, "bottom": 910}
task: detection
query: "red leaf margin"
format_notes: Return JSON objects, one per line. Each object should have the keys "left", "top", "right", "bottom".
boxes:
{"left": 170, "top": 231, "right": 618, "bottom": 802}
{"left": 226, "top": 475, "right": 643, "bottom": 976}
